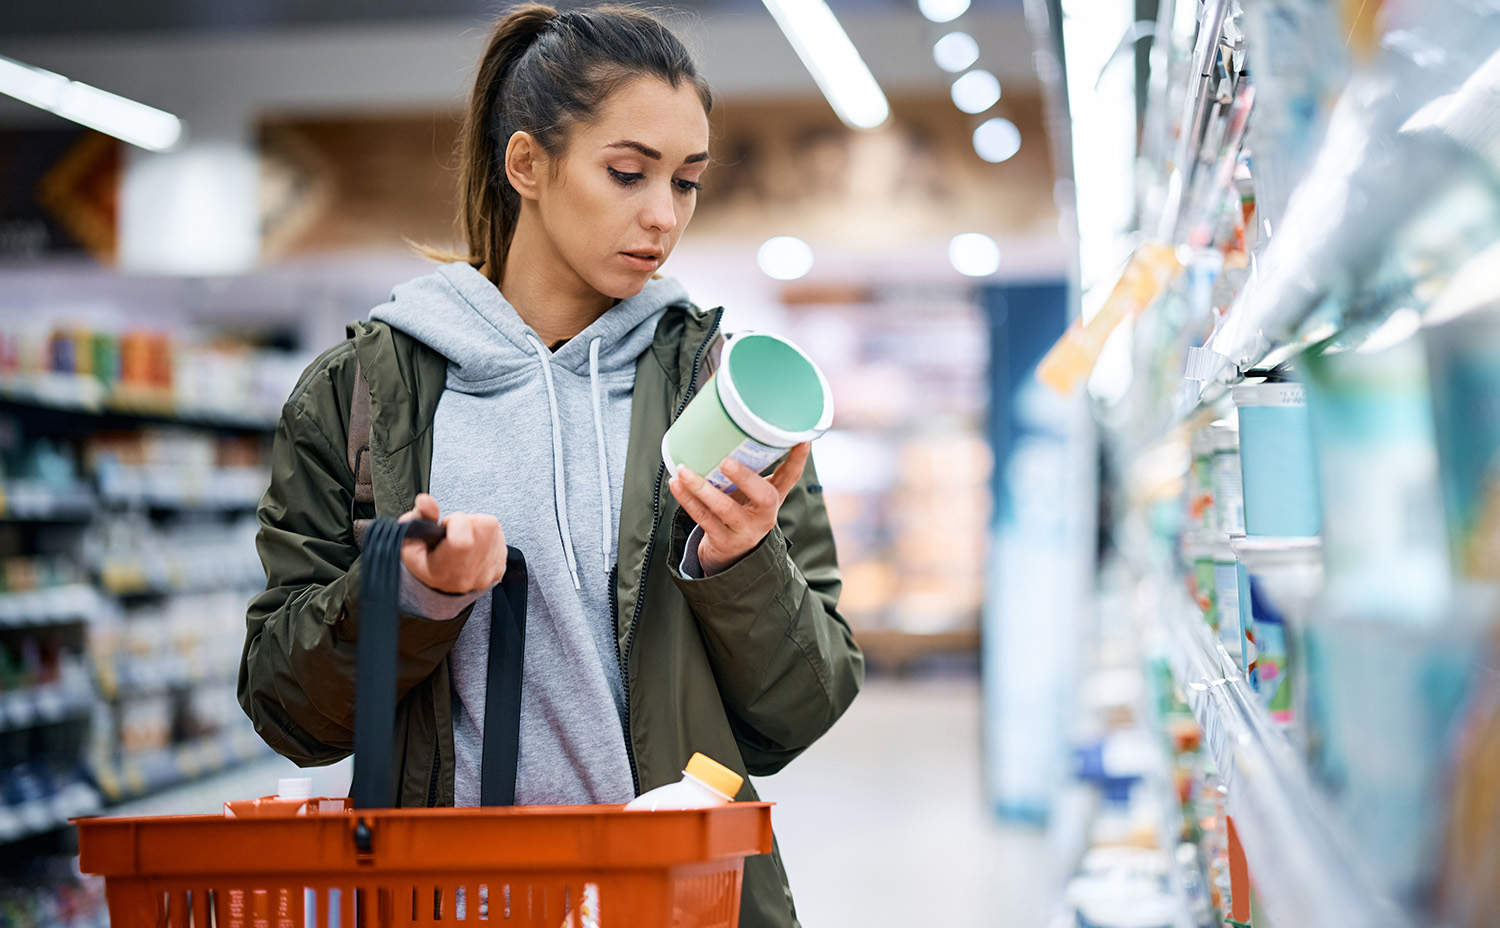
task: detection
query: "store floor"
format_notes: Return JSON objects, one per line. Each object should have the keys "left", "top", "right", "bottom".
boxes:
{"left": 110, "top": 674, "right": 1048, "bottom": 927}
{"left": 758, "top": 673, "right": 1050, "bottom": 928}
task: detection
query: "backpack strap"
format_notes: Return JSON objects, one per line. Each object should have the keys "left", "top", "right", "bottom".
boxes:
{"left": 348, "top": 359, "right": 375, "bottom": 548}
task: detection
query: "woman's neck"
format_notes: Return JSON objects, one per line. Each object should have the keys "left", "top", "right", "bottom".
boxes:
{"left": 497, "top": 221, "right": 614, "bottom": 348}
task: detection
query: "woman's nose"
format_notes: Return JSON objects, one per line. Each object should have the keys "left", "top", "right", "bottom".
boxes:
{"left": 641, "top": 182, "right": 677, "bottom": 234}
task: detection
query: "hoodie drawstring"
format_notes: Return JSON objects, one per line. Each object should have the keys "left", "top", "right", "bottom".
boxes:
{"left": 588, "top": 338, "right": 613, "bottom": 572}
{"left": 527, "top": 336, "right": 582, "bottom": 591}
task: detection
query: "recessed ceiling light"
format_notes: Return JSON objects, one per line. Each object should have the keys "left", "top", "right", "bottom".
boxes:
{"left": 933, "top": 32, "right": 979, "bottom": 73}
{"left": 758, "top": 236, "right": 815, "bottom": 280}
{"left": 949, "top": 233, "right": 1001, "bottom": 277}
{"left": 973, "top": 117, "right": 1022, "bottom": 162}
{"left": 951, "top": 69, "right": 1001, "bottom": 114}
{"left": 919, "top": 0, "right": 971, "bottom": 24}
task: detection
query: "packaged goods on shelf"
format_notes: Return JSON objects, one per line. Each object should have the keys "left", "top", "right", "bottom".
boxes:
{"left": 84, "top": 513, "right": 263, "bottom": 596}
{"left": 0, "top": 855, "right": 107, "bottom": 928}
{"left": 0, "top": 321, "right": 303, "bottom": 426}
{"left": 83, "top": 430, "right": 268, "bottom": 510}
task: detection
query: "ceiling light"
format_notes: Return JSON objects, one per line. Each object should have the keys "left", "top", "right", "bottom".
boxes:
{"left": 761, "top": 0, "right": 890, "bottom": 129}
{"left": 919, "top": 0, "right": 971, "bottom": 24}
{"left": 973, "top": 117, "right": 1022, "bottom": 162}
{"left": 0, "top": 54, "right": 183, "bottom": 151}
{"left": 933, "top": 32, "right": 980, "bottom": 72}
{"left": 949, "top": 233, "right": 1001, "bottom": 277}
{"left": 758, "top": 236, "right": 815, "bottom": 280}
{"left": 951, "top": 69, "right": 1001, "bottom": 114}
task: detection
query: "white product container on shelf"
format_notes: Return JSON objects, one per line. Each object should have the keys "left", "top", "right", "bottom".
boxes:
{"left": 623, "top": 753, "right": 742, "bottom": 811}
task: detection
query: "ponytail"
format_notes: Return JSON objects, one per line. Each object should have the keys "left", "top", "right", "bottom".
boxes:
{"left": 429, "top": 4, "right": 713, "bottom": 284}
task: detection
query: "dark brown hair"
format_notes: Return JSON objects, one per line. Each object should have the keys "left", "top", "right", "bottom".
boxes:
{"left": 448, "top": 4, "right": 713, "bottom": 283}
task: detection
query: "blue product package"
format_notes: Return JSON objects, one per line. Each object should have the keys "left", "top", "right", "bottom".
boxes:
{"left": 1233, "top": 382, "right": 1322, "bottom": 538}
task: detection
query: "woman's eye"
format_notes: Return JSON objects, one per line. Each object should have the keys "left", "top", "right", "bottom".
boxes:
{"left": 608, "top": 167, "right": 644, "bottom": 185}
{"left": 674, "top": 178, "right": 703, "bottom": 193}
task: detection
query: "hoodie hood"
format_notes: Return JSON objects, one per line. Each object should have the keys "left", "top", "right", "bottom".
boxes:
{"left": 370, "top": 261, "right": 687, "bottom": 390}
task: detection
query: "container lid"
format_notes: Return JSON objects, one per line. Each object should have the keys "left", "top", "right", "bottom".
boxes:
{"left": 1231, "top": 381, "right": 1306, "bottom": 407}
{"left": 716, "top": 333, "right": 835, "bottom": 447}
{"left": 684, "top": 753, "right": 743, "bottom": 800}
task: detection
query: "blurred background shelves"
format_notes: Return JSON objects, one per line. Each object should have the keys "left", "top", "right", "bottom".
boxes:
{"left": 0, "top": 584, "right": 100, "bottom": 629}
{"left": 90, "top": 730, "right": 272, "bottom": 806}
{"left": 0, "top": 481, "right": 96, "bottom": 523}
{"left": 0, "top": 682, "right": 94, "bottom": 736}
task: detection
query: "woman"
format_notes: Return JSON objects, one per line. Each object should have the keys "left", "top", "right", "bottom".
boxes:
{"left": 238, "top": 5, "right": 864, "bottom": 926}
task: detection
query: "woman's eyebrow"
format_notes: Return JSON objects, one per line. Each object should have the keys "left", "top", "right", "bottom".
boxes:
{"left": 606, "top": 139, "right": 710, "bottom": 164}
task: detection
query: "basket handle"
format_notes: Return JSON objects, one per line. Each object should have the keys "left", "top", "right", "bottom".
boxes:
{"left": 352, "top": 517, "right": 529, "bottom": 809}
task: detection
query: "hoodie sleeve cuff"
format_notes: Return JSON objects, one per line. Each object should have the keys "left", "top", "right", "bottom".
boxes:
{"left": 399, "top": 564, "right": 486, "bottom": 620}
{"left": 679, "top": 525, "right": 708, "bottom": 579}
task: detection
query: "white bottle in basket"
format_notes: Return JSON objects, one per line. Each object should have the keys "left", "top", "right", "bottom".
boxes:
{"left": 624, "top": 753, "right": 742, "bottom": 810}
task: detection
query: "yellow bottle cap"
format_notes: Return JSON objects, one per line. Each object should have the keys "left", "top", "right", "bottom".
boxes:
{"left": 684, "top": 753, "right": 742, "bottom": 800}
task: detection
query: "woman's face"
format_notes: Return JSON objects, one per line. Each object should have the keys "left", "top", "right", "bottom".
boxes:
{"left": 534, "top": 77, "right": 710, "bottom": 301}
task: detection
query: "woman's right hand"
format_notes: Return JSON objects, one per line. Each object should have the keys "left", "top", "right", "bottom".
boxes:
{"left": 398, "top": 493, "right": 507, "bottom": 594}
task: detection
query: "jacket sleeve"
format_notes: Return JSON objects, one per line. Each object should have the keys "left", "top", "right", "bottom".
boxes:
{"left": 238, "top": 350, "right": 471, "bottom": 766}
{"left": 668, "top": 454, "right": 864, "bottom": 776}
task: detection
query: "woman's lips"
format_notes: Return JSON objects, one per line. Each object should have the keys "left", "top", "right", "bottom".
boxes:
{"left": 620, "top": 252, "right": 661, "bottom": 271}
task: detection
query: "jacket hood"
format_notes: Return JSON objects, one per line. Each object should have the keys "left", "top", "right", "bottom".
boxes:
{"left": 369, "top": 262, "right": 687, "bottom": 390}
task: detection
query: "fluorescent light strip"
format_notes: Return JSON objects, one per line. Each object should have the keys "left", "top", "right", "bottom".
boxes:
{"left": 760, "top": 0, "right": 890, "bottom": 129}
{"left": 0, "top": 54, "right": 183, "bottom": 151}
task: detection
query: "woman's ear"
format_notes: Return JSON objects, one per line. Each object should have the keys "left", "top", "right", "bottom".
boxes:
{"left": 504, "top": 131, "right": 544, "bottom": 201}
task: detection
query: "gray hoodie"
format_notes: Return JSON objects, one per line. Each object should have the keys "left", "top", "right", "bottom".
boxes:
{"left": 370, "top": 261, "right": 685, "bottom": 807}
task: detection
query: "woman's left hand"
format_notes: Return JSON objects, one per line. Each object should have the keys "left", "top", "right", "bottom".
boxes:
{"left": 669, "top": 442, "right": 811, "bottom": 577}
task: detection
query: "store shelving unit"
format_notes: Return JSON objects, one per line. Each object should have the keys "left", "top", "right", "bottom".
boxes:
{"left": 1027, "top": 0, "right": 1500, "bottom": 924}
{"left": 0, "top": 370, "right": 277, "bottom": 875}
{"left": 0, "top": 375, "right": 278, "bottom": 434}
{"left": 1160, "top": 582, "right": 1406, "bottom": 928}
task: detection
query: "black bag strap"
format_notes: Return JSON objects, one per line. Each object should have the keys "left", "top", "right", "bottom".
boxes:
{"left": 351, "top": 517, "right": 407, "bottom": 809}
{"left": 351, "top": 516, "right": 529, "bottom": 810}
{"left": 481, "top": 547, "right": 528, "bottom": 806}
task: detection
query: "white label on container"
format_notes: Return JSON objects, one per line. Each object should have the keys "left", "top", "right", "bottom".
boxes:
{"left": 1214, "top": 562, "right": 1242, "bottom": 668}
{"left": 1212, "top": 453, "right": 1246, "bottom": 536}
{"left": 705, "top": 437, "right": 788, "bottom": 493}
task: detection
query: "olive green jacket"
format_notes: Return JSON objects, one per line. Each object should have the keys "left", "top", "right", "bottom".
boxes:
{"left": 239, "top": 302, "right": 864, "bottom": 928}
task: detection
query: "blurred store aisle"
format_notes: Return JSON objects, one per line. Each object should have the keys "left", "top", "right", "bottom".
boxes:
{"left": 757, "top": 674, "right": 1050, "bottom": 928}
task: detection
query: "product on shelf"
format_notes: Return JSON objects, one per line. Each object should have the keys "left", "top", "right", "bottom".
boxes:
{"left": 0, "top": 321, "right": 304, "bottom": 425}
{"left": 1231, "top": 379, "right": 1320, "bottom": 539}
{"left": 0, "top": 855, "right": 107, "bottom": 928}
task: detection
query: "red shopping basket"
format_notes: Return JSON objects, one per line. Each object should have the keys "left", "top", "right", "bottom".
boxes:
{"left": 74, "top": 518, "right": 773, "bottom": 927}
{"left": 74, "top": 799, "right": 773, "bottom": 928}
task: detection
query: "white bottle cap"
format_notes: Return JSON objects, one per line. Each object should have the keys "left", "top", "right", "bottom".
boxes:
{"left": 277, "top": 777, "right": 313, "bottom": 801}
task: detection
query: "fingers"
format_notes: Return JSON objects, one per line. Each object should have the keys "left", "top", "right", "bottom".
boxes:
{"left": 400, "top": 493, "right": 441, "bottom": 523}
{"left": 401, "top": 505, "right": 507, "bottom": 594}
{"left": 672, "top": 465, "right": 745, "bottom": 528}
{"left": 766, "top": 443, "right": 811, "bottom": 501}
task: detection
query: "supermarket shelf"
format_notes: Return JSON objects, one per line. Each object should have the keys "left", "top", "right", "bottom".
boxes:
{"left": 99, "top": 491, "right": 262, "bottom": 513}
{"left": 96, "top": 664, "right": 238, "bottom": 701}
{"left": 0, "top": 481, "right": 96, "bottom": 523}
{"left": 1161, "top": 590, "right": 1411, "bottom": 928}
{"left": 0, "top": 584, "right": 100, "bottom": 629}
{"left": 92, "top": 730, "right": 274, "bottom": 805}
{"left": 0, "top": 782, "right": 101, "bottom": 848}
{"left": 0, "top": 684, "right": 93, "bottom": 734}
{"left": 98, "top": 566, "right": 264, "bottom": 599}
{"left": 0, "top": 375, "right": 276, "bottom": 433}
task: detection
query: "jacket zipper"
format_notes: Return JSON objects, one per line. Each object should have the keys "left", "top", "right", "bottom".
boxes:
{"left": 427, "top": 736, "right": 441, "bottom": 807}
{"left": 618, "top": 307, "right": 723, "bottom": 796}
